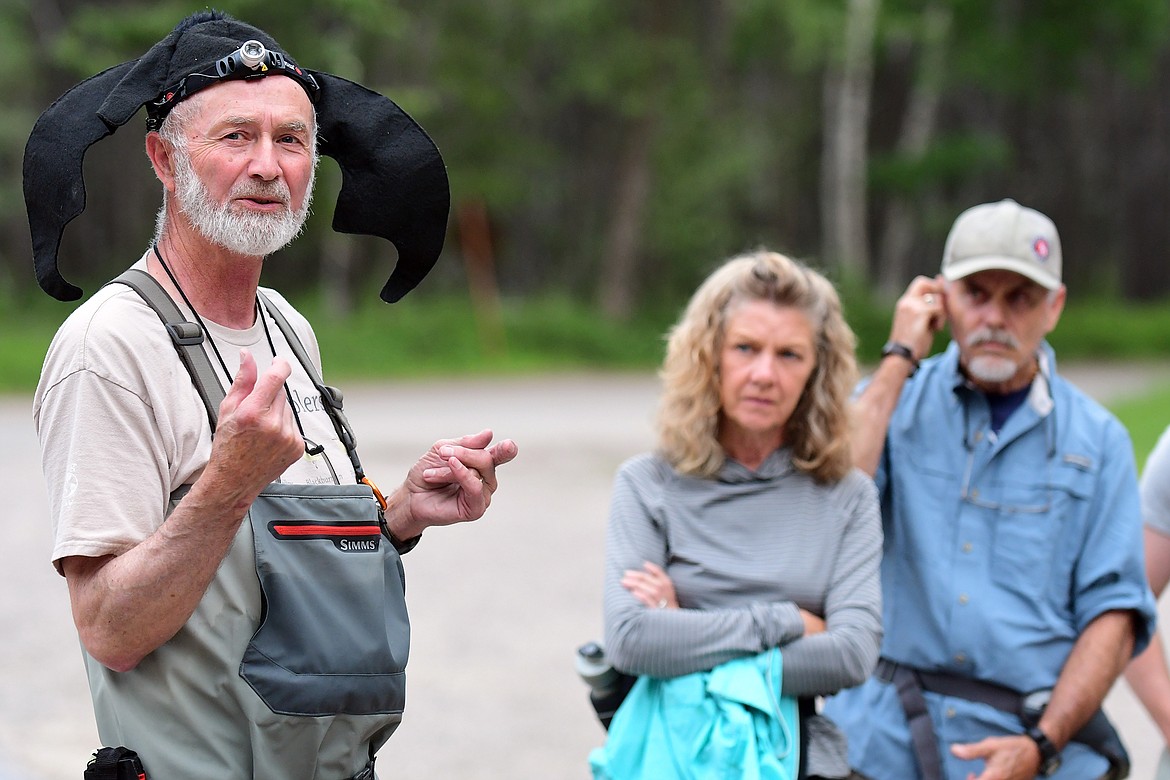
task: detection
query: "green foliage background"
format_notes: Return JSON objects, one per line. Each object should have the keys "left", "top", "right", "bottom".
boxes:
{"left": 1114, "top": 386, "right": 1170, "bottom": 470}
{"left": 5, "top": 290, "right": 1169, "bottom": 393}
{"left": 3, "top": 0, "right": 1169, "bottom": 413}
{"left": 5, "top": 0, "right": 1170, "bottom": 304}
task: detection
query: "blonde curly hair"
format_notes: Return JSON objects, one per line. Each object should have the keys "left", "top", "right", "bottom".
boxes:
{"left": 657, "top": 250, "right": 858, "bottom": 482}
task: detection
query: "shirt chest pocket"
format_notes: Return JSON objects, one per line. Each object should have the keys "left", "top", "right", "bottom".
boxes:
{"left": 984, "top": 461, "right": 1092, "bottom": 600}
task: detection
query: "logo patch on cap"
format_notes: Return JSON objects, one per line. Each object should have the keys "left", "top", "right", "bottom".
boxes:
{"left": 1032, "top": 237, "right": 1050, "bottom": 263}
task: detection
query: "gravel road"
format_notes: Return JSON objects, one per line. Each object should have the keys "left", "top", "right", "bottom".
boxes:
{"left": 3, "top": 361, "right": 1168, "bottom": 779}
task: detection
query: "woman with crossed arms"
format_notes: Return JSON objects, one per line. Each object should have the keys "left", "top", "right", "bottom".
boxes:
{"left": 600, "top": 250, "right": 881, "bottom": 779}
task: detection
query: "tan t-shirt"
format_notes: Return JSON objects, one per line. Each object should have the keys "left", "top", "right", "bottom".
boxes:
{"left": 33, "top": 258, "right": 398, "bottom": 778}
{"left": 35, "top": 258, "right": 355, "bottom": 571}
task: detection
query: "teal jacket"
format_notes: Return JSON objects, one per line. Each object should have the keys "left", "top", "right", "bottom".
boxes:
{"left": 590, "top": 649, "right": 798, "bottom": 779}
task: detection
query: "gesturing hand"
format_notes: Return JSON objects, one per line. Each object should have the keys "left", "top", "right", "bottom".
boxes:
{"left": 203, "top": 349, "right": 304, "bottom": 512}
{"left": 392, "top": 429, "right": 519, "bottom": 538}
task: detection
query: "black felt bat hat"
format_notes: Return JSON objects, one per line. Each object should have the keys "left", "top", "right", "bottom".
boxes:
{"left": 23, "top": 10, "right": 449, "bottom": 303}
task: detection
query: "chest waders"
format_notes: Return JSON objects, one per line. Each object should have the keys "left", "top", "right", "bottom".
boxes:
{"left": 110, "top": 269, "right": 411, "bottom": 778}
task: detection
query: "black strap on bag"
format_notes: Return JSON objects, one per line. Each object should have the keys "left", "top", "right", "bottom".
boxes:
{"left": 255, "top": 293, "right": 364, "bottom": 480}
{"left": 877, "top": 657, "right": 1130, "bottom": 779}
{"left": 888, "top": 664, "right": 945, "bottom": 780}
{"left": 1032, "top": 708, "right": 1130, "bottom": 780}
{"left": 796, "top": 696, "right": 815, "bottom": 780}
{"left": 83, "top": 746, "right": 146, "bottom": 780}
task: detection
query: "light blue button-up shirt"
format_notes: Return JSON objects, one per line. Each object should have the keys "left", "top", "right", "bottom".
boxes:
{"left": 825, "top": 341, "right": 1155, "bottom": 779}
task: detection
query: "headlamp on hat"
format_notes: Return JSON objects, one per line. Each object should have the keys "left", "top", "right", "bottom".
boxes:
{"left": 146, "top": 39, "right": 321, "bottom": 131}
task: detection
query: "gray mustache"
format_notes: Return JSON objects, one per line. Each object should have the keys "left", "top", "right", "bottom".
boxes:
{"left": 967, "top": 328, "right": 1019, "bottom": 350}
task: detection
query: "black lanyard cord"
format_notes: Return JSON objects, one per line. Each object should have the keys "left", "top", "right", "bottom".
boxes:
{"left": 152, "top": 244, "right": 326, "bottom": 459}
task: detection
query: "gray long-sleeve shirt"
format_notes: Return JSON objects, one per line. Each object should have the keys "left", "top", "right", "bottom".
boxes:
{"left": 602, "top": 448, "right": 883, "bottom": 777}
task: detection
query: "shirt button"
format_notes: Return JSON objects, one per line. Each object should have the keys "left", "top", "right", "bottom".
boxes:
{"left": 958, "top": 594, "right": 969, "bottom": 605}
{"left": 962, "top": 542, "right": 973, "bottom": 553}
{"left": 969, "top": 488, "right": 980, "bottom": 500}
{"left": 955, "top": 653, "right": 966, "bottom": 664}
{"left": 946, "top": 707, "right": 956, "bottom": 719}
{"left": 973, "top": 431, "right": 983, "bottom": 442}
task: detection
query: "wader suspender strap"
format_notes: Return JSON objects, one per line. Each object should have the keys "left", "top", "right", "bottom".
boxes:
{"left": 115, "top": 268, "right": 224, "bottom": 430}
{"left": 257, "top": 294, "right": 422, "bottom": 554}
{"left": 110, "top": 269, "right": 420, "bottom": 554}
{"left": 890, "top": 664, "right": 945, "bottom": 780}
{"left": 255, "top": 295, "right": 367, "bottom": 482}
{"left": 111, "top": 269, "right": 363, "bottom": 477}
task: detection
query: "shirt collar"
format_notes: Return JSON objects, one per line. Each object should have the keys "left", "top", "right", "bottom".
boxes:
{"left": 719, "top": 447, "right": 795, "bottom": 482}
{"left": 946, "top": 340, "right": 1056, "bottom": 418}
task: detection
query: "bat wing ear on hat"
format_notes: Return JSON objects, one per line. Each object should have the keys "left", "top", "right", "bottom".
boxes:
{"left": 23, "top": 30, "right": 183, "bottom": 302}
{"left": 24, "top": 62, "right": 141, "bottom": 301}
{"left": 315, "top": 73, "right": 450, "bottom": 304}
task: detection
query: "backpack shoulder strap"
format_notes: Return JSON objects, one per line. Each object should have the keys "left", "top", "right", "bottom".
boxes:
{"left": 110, "top": 268, "right": 224, "bottom": 431}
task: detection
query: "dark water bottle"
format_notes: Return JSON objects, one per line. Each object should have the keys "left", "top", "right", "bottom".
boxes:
{"left": 576, "top": 641, "right": 635, "bottom": 730}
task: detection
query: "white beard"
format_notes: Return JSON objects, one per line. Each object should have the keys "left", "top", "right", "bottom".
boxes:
{"left": 172, "top": 150, "right": 314, "bottom": 257}
{"left": 966, "top": 355, "right": 1020, "bottom": 384}
{"left": 964, "top": 327, "right": 1023, "bottom": 384}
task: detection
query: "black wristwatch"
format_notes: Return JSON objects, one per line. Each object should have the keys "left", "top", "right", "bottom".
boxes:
{"left": 1026, "top": 725, "right": 1062, "bottom": 776}
{"left": 880, "top": 341, "right": 919, "bottom": 375}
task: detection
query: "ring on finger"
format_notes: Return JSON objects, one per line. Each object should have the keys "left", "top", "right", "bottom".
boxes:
{"left": 656, "top": 598, "right": 668, "bottom": 609}
{"left": 923, "top": 293, "right": 936, "bottom": 305}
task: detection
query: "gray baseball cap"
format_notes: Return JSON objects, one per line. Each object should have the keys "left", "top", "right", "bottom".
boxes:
{"left": 941, "top": 199, "right": 1062, "bottom": 290}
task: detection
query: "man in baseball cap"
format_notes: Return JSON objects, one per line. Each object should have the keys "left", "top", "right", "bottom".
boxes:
{"left": 824, "top": 199, "right": 1153, "bottom": 779}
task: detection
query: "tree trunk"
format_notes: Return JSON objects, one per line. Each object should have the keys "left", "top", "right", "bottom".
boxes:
{"left": 457, "top": 199, "right": 507, "bottom": 356}
{"left": 877, "top": 3, "right": 951, "bottom": 295}
{"left": 1115, "top": 49, "right": 1170, "bottom": 300}
{"left": 320, "top": 229, "right": 355, "bottom": 316}
{"left": 595, "top": 0, "right": 683, "bottom": 322}
{"left": 316, "top": 159, "right": 355, "bottom": 316}
{"left": 820, "top": 0, "right": 880, "bottom": 280}
{"left": 597, "top": 113, "right": 657, "bottom": 321}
